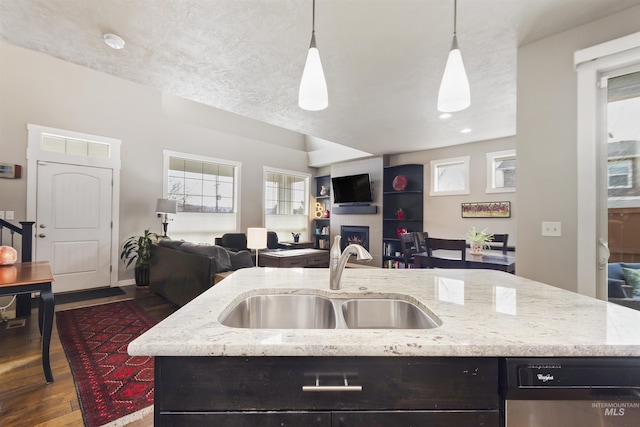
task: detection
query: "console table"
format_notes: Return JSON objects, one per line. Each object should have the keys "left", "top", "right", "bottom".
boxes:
{"left": 0, "top": 261, "right": 55, "bottom": 383}
{"left": 258, "top": 249, "right": 329, "bottom": 268}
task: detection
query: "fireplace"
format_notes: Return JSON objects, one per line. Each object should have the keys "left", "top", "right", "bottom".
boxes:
{"left": 340, "top": 226, "right": 370, "bottom": 251}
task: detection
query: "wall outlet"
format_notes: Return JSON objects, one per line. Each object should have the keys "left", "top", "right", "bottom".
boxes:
{"left": 542, "top": 221, "right": 562, "bottom": 237}
{"left": 5, "top": 211, "right": 14, "bottom": 220}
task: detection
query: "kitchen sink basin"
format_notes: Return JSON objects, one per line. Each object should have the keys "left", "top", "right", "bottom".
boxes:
{"left": 221, "top": 293, "right": 441, "bottom": 330}
{"left": 220, "top": 294, "right": 337, "bottom": 329}
{"left": 341, "top": 299, "right": 440, "bottom": 329}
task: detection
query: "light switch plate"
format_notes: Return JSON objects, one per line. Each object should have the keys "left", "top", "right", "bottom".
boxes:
{"left": 0, "top": 211, "right": 4, "bottom": 219}
{"left": 5, "top": 211, "right": 14, "bottom": 220}
{"left": 542, "top": 221, "right": 561, "bottom": 237}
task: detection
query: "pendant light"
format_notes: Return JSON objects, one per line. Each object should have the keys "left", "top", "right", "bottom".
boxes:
{"left": 437, "top": 0, "right": 470, "bottom": 112}
{"left": 298, "top": 0, "right": 328, "bottom": 111}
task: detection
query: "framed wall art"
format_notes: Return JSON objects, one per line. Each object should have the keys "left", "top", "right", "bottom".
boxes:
{"left": 461, "top": 201, "right": 511, "bottom": 218}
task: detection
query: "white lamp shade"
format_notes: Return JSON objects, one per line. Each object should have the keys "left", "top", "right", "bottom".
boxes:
{"left": 156, "top": 198, "right": 177, "bottom": 214}
{"left": 437, "top": 42, "right": 470, "bottom": 113}
{"left": 299, "top": 46, "right": 328, "bottom": 111}
{"left": 247, "top": 227, "right": 268, "bottom": 250}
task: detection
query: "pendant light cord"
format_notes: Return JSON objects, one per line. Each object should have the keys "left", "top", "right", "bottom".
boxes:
{"left": 309, "top": 0, "right": 317, "bottom": 48}
{"left": 312, "top": 0, "right": 316, "bottom": 34}
{"left": 453, "top": 0, "right": 457, "bottom": 36}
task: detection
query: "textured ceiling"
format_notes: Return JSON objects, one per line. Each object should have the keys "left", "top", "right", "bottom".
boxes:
{"left": 2, "top": 0, "right": 640, "bottom": 160}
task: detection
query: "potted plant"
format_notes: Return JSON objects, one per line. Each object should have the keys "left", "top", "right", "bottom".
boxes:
{"left": 466, "top": 227, "right": 494, "bottom": 255}
{"left": 120, "top": 229, "right": 159, "bottom": 286}
{"left": 291, "top": 232, "right": 301, "bottom": 243}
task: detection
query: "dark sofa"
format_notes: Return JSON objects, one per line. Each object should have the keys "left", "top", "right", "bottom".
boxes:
{"left": 608, "top": 262, "right": 640, "bottom": 310}
{"left": 149, "top": 238, "right": 253, "bottom": 307}
{"left": 215, "top": 231, "right": 292, "bottom": 252}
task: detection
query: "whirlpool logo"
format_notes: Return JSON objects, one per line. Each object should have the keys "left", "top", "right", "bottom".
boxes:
{"left": 592, "top": 402, "right": 640, "bottom": 417}
{"left": 536, "top": 373, "right": 554, "bottom": 382}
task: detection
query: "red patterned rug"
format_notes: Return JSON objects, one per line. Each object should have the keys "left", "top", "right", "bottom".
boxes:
{"left": 56, "top": 300, "right": 157, "bottom": 427}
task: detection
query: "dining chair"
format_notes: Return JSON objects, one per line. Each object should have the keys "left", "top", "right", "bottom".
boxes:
{"left": 425, "top": 237, "right": 467, "bottom": 269}
{"left": 399, "top": 232, "right": 419, "bottom": 265}
{"left": 415, "top": 231, "right": 429, "bottom": 252}
{"left": 488, "top": 234, "right": 509, "bottom": 253}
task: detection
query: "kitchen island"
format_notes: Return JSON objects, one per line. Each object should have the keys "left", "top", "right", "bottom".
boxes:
{"left": 129, "top": 268, "right": 640, "bottom": 426}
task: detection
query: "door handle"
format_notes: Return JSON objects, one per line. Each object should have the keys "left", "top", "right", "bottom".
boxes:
{"left": 38, "top": 233, "right": 46, "bottom": 238}
{"left": 302, "top": 376, "right": 362, "bottom": 392}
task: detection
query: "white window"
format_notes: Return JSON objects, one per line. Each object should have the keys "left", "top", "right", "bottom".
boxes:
{"left": 167, "top": 157, "right": 236, "bottom": 213}
{"left": 163, "top": 150, "right": 241, "bottom": 243}
{"left": 486, "top": 149, "right": 516, "bottom": 193}
{"left": 430, "top": 156, "right": 470, "bottom": 196}
{"left": 264, "top": 168, "right": 310, "bottom": 242}
{"left": 607, "top": 159, "right": 633, "bottom": 189}
{"left": 41, "top": 134, "right": 111, "bottom": 159}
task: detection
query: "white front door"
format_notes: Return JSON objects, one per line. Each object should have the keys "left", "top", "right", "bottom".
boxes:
{"left": 36, "top": 161, "right": 113, "bottom": 293}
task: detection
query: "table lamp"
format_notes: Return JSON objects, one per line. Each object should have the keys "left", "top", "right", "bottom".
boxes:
{"left": 247, "top": 227, "right": 267, "bottom": 267}
{"left": 156, "top": 198, "right": 177, "bottom": 237}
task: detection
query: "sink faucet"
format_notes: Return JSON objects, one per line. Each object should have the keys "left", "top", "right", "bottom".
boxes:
{"left": 329, "top": 236, "right": 373, "bottom": 290}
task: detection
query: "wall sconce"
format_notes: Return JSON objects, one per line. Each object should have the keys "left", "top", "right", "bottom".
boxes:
{"left": 247, "top": 227, "right": 267, "bottom": 267}
{"left": 156, "top": 198, "right": 177, "bottom": 237}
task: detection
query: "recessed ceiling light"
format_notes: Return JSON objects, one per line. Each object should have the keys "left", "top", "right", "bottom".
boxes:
{"left": 103, "top": 33, "right": 125, "bottom": 50}
{"left": 439, "top": 113, "right": 452, "bottom": 119}
{"left": 461, "top": 128, "right": 472, "bottom": 133}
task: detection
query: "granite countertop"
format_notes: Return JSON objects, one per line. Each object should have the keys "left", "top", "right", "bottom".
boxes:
{"left": 128, "top": 267, "right": 640, "bottom": 358}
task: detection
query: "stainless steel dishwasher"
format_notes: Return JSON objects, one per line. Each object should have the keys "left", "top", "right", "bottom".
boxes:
{"left": 502, "top": 358, "right": 640, "bottom": 426}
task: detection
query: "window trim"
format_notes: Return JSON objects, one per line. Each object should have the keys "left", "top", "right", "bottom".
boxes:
{"left": 486, "top": 149, "right": 516, "bottom": 194}
{"left": 263, "top": 167, "right": 311, "bottom": 238}
{"left": 163, "top": 150, "right": 241, "bottom": 214}
{"left": 429, "top": 156, "right": 470, "bottom": 196}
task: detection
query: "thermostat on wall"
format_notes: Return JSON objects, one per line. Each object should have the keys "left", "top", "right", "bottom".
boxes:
{"left": 0, "top": 163, "right": 21, "bottom": 179}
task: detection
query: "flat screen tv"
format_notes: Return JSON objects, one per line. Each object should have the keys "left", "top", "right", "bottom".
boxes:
{"left": 331, "top": 173, "right": 373, "bottom": 204}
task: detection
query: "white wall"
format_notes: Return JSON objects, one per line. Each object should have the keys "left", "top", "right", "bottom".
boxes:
{"left": 516, "top": 5, "right": 640, "bottom": 291}
{"left": 392, "top": 136, "right": 516, "bottom": 245}
{"left": 0, "top": 41, "right": 313, "bottom": 282}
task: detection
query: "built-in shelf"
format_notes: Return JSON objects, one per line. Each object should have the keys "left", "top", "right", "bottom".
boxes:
{"left": 313, "top": 175, "right": 331, "bottom": 250}
{"left": 382, "top": 164, "right": 424, "bottom": 268}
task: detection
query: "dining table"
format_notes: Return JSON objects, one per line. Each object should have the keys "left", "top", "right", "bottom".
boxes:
{"left": 0, "top": 261, "right": 55, "bottom": 383}
{"left": 413, "top": 249, "right": 516, "bottom": 273}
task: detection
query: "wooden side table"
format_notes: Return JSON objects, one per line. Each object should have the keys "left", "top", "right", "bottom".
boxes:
{"left": 0, "top": 261, "right": 55, "bottom": 383}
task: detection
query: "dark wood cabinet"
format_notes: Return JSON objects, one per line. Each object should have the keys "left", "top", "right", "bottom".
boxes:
{"left": 154, "top": 356, "right": 500, "bottom": 426}
{"left": 382, "top": 164, "right": 424, "bottom": 268}
{"left": 314, "top": 175, "right": 331, "bottom": 250}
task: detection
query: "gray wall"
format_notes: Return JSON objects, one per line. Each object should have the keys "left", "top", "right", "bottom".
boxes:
{"left": 330, "top": 157, "right": 384, "bottom": 266}
{"left": 392, "top": 136, "right": 516, "bottom": 245}
{"left": 0, "top": 41, "right": 313, "bottom": 282}
{"left": 516, "top": 5, "right": 640, "bottom": 291}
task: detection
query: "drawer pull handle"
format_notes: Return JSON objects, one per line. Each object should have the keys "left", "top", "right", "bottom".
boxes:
{"left": 302, "top": 377, "right": 362, "bottom": 392}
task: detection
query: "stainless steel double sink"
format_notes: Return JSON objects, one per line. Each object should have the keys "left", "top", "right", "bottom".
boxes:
{"left": 220, "top": 293, "right": 441, "bottom": 330}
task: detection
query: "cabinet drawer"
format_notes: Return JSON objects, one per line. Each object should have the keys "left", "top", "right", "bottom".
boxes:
{"left": 307, "top": 254, "right": 329, "bottom": 267}
{"left": 156, "top": 410, "right": 498, "bottom": 427}
{"left": 156, "top": 411, "right": 330, "bottom": 427}
{"left": 333, "top": 410, "right": 499, "bottom": 426}
{"left": 280, "top": 257, "right": 308, "bottom": 267}
{"left": 156, "top": 356, "right": 499, "bottom": 412}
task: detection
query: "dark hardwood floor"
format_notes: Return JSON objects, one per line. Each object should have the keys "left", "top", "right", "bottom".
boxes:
{"left": 0, "top": 285, "right": 178, "bottom": 427}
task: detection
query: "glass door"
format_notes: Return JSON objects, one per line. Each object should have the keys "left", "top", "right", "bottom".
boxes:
{"left": 605, "top": 70, "right": 640, "bottom": 299}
